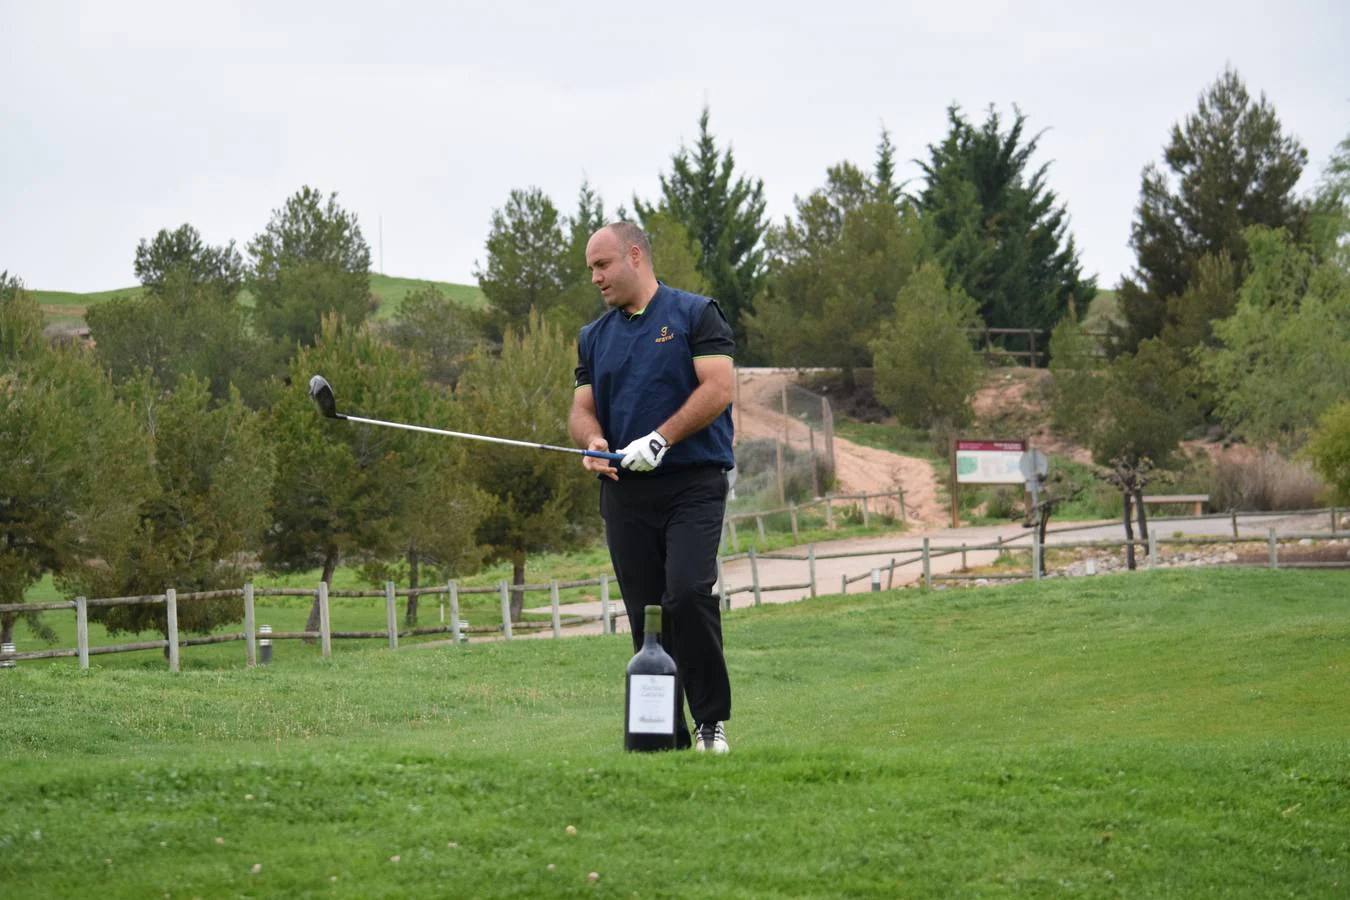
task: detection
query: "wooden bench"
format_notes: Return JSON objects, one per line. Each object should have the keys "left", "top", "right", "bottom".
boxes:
{"left": 1140, "top": 494, "right": 1210, "bottom": 516}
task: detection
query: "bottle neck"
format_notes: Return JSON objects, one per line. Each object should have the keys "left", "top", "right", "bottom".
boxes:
{"left": 642, "top": 605, "right": 662, "bottom": 645}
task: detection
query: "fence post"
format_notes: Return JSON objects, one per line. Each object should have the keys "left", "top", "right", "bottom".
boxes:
{"left": 790, "top": 503, "right": 799, "bottom": 543}
{"left": 808, "top": 544, "right": 817, "bottom": 598}
{"left": 600, "top": 574, "right": 612, "bottom": 635}
{"left": 961, "top": 543, "right": 967, "bottom": 570}
{"left": 841, "top": 573, "right": 847, "bottom": 595}
{"left": 319, "top": 582, "right": 332, "bottom": 658}
{"left": 749, "top": 548, "right": 762, "bottom": 607}
{"left": 1147, "top": 532, "right": 1158, "bottom": 568}
{"left": 756, "top": 515, "right": 766, "bottom": 542}
{"left": 871, "top": 568, "right": 881, "bottom": 592}
{"left": 897, "top": 490, "right": 906, "bottom": 524}
{"left": 499, "top": 581, "right": 512, "bottom": 639}
{"left": 826, "top": 494, "right": 835, "bottom": 529}
{"left": 862, "top": 496, "right": 870, "bottom": 528}
{"left": 775, "top": 437, "right": 785, "bottom": 505}
{"left": 1268, "top": 528, "right": 1278, "bottom": 570}
{"left": 922, "top": 538, "right": 931, "bottom": 589}
{"left": 1231, "top": 510, "right": 1239, "bottom": 540}
{"left": 244, "top": 583, "right": 256, "bottom": 667}
{"left": 385, "top": 581, "right": 399, "bottom": 650}
{"left": 717, "top": 560, "right": 729, "bottom": 611}
{"left": 1032, "top": 531, "right": 1042, "bottom": 581}
{"left": 449, "top": 581, "right": 462, "bottom": 644}
{"left": 729, "top": 519, "right": 739, "bottom": 553}
{"left": 1333, "top": 507, "right": 1339, "bottom": 535}
{"left": 76, "top": 596, "right": 89, "bottom": 670}
{"left": 166, "top": 588, "right": 179, "bottom": 672}
{"left": 887, "top": 558, "right": 896, "bottom": 590}
{"left": 809, "top": 428, "right": 819, "bottom": 498}
{"left": 550, "top": 580, "right": 562, "bottom": 639}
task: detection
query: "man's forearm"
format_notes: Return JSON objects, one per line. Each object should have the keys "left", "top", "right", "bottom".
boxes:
{"left": 569, "top": 401, "right": 605, "bottom": 448}
{"left": 659, "top": 379, "right": 732, "bottom": 446}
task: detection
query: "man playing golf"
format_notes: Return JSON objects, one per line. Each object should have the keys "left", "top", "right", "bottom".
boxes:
{"left": 569, "top": 222, "right": 735, "bottom": 753}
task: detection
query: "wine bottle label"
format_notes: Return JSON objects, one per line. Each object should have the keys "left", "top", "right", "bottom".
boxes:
{"left": 626, "top": 674, "right": 676, "bottom": 734}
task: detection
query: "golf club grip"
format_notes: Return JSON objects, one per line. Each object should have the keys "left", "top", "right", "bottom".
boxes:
{"left": 584, "top": 449, "right": 626, "bottom": 463}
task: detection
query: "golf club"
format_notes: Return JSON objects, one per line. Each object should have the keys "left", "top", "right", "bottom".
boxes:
{"left": 307, "top": 375, "right": 626, "bottom": 464}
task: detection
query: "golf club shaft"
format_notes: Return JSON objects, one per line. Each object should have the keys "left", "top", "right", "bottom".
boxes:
{"left": 338, "top": 413, "right": 626, "bottom": 463}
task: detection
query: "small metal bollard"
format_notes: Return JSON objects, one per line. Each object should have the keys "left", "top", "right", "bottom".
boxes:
{"left": 1, "top": 641, "right": 15, "bottom": 669}
{"left": 259, "top": 624, "right": 273, "bottom": 665}
{"left": 871, "top": 568, "right": 881, "bottom": 592}
{"left": 1085, "top": 559, "right": 1098, "bottom": 576}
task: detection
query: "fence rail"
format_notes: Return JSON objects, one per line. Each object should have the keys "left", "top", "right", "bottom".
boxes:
{"left": 4, "top": 508, "right": 1343, "bottom": 672}
{"left": 0, "top": 575, "right": 630, "bottom": 671}
{"left": 722, "top": 488, "right": 907, "bottom": 551}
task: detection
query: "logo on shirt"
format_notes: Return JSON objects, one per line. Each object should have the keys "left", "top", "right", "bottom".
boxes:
{"left": 654, "top": 325, "right": 675, "bottom": 344}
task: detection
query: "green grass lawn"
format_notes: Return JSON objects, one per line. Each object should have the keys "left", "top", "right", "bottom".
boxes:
{"left": 2, "top": 569, "right": 1347, "bottom": 897}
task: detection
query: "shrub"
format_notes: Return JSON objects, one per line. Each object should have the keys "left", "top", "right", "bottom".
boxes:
{"left": 1208, "top": 448, "right": 1327, "bottom": 511}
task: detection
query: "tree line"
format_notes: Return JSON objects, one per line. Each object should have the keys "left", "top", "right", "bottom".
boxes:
{"left": 4, "top": 64, "right": 1348, "bottom": 646}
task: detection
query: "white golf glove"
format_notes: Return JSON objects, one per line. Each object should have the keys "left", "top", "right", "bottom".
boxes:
{"left": 619, "top": 430, "right": 670, "bottom": 472}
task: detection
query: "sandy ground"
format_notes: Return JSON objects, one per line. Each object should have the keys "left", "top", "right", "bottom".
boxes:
{"left": 732, "top": 368, "right": 947, "bottom": 526}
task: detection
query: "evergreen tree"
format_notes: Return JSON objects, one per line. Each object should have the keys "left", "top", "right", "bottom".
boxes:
{"left": 475, "top": 187, "right": 571, "bottom": 341}
{"left": 918, "top": 104, "right": 1095, "bottom": 344}
{"left": 247, "top": 186, "right": 372, "bottom": 347}
{"left": 134, "top": 224, "right": 245, "bottom": 297}
{"left": 1116, "top": 67, "right": 1308, "bottom": 352}
{"left": 635, "top": 107, "right": 768, "bottom": 349}
{"left": 457, "top": 312, "right": 596, "bottom": 622}
{"left": 79, "top": 374, "right": 274, "bottom": 637}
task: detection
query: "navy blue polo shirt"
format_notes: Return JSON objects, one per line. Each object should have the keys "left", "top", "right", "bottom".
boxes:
{"left": 575, "top": 284, "right": 735, "bottom": 473}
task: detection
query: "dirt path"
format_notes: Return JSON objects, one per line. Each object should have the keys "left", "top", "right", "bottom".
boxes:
{"left": 732, "top": 368, "right": 946, "bottom": 527}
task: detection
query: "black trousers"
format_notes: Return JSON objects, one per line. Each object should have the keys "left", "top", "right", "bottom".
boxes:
{"left": 601, "top": 465, "right": 732, "bottom": 744}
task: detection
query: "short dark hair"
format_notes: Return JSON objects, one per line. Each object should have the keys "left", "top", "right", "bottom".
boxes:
{"left": 606, "top": 222, "right": 652, "bottom": 264}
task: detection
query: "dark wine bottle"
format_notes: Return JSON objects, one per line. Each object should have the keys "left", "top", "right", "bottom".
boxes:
{"left": 624, "top": 605, "right": 679, "bottom": 752}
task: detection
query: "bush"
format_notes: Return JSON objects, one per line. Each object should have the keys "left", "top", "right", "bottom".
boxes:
{"left": 731, "top": 438, "right": 834, "bottom": 510}
{"left": 1304, "top": 400, "right": 1350, "bottom": 503}
{"left": 1208, "top": 448, "right": 1327, "bottom": 511}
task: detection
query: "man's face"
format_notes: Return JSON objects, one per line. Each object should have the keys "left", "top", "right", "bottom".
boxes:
{"left": 585, "top": 229, "right": 640, "bottom": 309}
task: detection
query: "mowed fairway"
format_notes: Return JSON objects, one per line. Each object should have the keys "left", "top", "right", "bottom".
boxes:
{"left": 2, "top": 570, "right": 1347, "bottom": 898}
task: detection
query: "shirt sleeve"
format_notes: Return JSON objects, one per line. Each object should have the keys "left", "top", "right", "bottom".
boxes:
{"left": 690, "top": 301, "right": 735, "bottom": 359}
{"left": 574, "top": 340, "right": 591, "bottom": 389}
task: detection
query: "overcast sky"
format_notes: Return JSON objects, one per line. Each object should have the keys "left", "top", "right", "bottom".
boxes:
{"left": 3, "top": 0, "right": 1346, "bottom": 294}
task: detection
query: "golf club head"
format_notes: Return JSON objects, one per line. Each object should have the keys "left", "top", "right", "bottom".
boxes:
{"left": 308, "top": 375, "right": 340, "bottom": 419}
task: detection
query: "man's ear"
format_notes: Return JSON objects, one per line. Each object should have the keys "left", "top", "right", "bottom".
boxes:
{"left": 628, "top": 244, "right": 643, "bottom": 267}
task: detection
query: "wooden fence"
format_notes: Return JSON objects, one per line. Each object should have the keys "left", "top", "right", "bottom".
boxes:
{"left": 0, "top": 575, "right": 629, "bottom": 672}
{"left": 715, "top": 509, "right": 1347, "bottom": 603}
{"left": 722, "top": 488, "right": 906, "bottom": 551}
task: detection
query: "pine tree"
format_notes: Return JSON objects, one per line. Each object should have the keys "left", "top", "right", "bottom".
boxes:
{"left": 635, "top": 107, "right": 768, "bottom": 350}
{"left": 918, "top": 105, "right": 1094, "bottom": 345}
{"left": 1116, "top": 67, "right": 1308, "bottom": 353}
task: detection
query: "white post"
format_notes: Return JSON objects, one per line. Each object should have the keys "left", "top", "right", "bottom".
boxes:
{"left": 0, "top": 641, "right": 14, "bottom": 669}
{"left": 449, "top": 581, "right": 461, "bottom": 644}
{"left": 922, "top": 538, "right": 932, "bottom": 589}
{"left": 165, "top": 588, "right": 179, "bottom": 672}
{"left": 76, "top": 596, "right": 89, "bottom": 670}
{"left": 385, "top": 581, "right": 398, "bottom": 650}
{"left": 600, "top": 574, "right": 612, "bottom": 635}
{"left": 499, "top": 581, "right": 512, "bottom": 639}
{"left": 259, "top": 624, "right": 272, "bottom": 665}
{"left": 870, "top": 568, "right": 881, "bottom": 592}
{"left": 749, "top": 548, "right": 762, "bottom": 607}
{"left": 1268, "top": 528, "right": 1278, "bottom": 569}
{"left": 244, "top": 583, "right": 256, "bottom": 667}
{"left": 862, "top": 496, "right": 870, "bottom": 527}
{"left": 318, "top": 581, "right": 332, "bottom": 658}
{"left": 808, "top": 544, "right": 817, "bottom": 598}
{"left": 550, "top": 580, "right": 561, "bottom": 639}
{"left": 1033, "top": 531, "right": 1042, "bottom": 581}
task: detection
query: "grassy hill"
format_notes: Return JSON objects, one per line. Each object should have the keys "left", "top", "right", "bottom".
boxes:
{"left": 29, "top": 273, "right": 486, "bottom": 330}
{"left": 2, "top": 569, "right": 1346, "bottom": 897}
